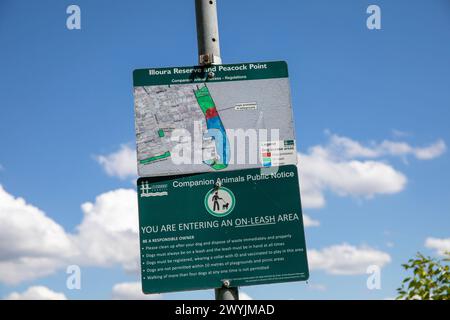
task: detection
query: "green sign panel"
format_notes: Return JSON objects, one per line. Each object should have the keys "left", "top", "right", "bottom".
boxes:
{"left": 138, "top": 165, "right": 309, "bottom": 294}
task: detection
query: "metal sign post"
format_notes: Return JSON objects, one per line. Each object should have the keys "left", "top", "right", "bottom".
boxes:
{"left": 194, "top": 0, "right": 238, "bottom": 300}
{"left": 195, "top": 0, "right": 222, "bottom": 66}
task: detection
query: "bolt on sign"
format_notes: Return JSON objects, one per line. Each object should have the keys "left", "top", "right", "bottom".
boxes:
{"left": 132, "top": 61, "right": 297, "bottom": 177}
{"left": 138, "top": 165, "right": 309, "bottom": 294}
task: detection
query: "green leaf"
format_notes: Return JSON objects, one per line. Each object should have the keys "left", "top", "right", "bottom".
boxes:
{"left": 402, "top": 277, "right": 411, "bottom": 283}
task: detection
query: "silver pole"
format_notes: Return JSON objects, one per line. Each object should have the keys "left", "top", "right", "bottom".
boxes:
{"left": 215, "top": 285, "right": 239, "bottom": 300}
{"left": 195, "top": 0, "right": 222, "bottom": 65}
{"left": 194, "top": 1, "right": 237, "bottom": 300}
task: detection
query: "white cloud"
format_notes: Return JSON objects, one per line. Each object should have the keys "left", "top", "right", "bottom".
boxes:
{"left": 5, "top": 286, "right": 67, "bottom": 300}
{"left": 298, "top": 133, "right": 445, "bottom": 209}
{"left": 71, "top": 189, "right": 140, "bottom": 272}
{"left": 0, "top": 258, "right": 64, "bottom": 286}
{"left": 326, "top": 133, "right": 446, "bottom": 161}
{"left": 0, "top": 185, "right": 76, "bottom": 284}
{"left": 239, "top": 291, "right": 253, "bottom": 300}
{"left": 392, "top": 129, "right": 411, "bottom": 138}
{"left": 0, "top": 185, "right": 75, "bottom": 259}
{"left": 96, "top": 145, "right": 137, "bottom": 179}
{"left": 299, "top": 149, "right": 407, "bottom": 209}
{"left": 412, "top": 140, "right": 447, "bottom": 160}
{"left": 308, "top": 243, "right": 391, "bottom": 275}
{"left": 326, "top": 134, "right": 379, "bottom": 159}
{"left": 112, "top": 282, "right": 161, "bottom": 300}
{"left": 303, "top": 214, "right": 320, "bottom": 227}
{"left": 0, "top": 185, "right": 141, "bottom": 284}
{"left": 425, "top": 237, "right": 450, "bottom": 256}
{"left": 299, "top": 180, "right": 326, "bottom": 209}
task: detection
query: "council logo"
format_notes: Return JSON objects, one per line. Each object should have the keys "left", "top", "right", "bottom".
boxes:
{"left": 204, "top": 185, "right": 235, "bottom": 217}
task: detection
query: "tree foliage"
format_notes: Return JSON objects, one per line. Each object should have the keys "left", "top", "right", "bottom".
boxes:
{"left": 397, "top": 252, "right": 449, "bottom": 300}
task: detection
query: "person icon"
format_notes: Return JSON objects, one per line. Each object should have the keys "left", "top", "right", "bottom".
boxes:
{"left": 205, "top": 186, "right": 234, "bottom": 216}
{"left": 212, "top": 191, "right": 223, "bottom": 211}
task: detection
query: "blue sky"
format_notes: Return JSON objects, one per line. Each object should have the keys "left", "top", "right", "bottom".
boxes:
{"left": 0, "top": 0, "right": 449, "bottom": 300}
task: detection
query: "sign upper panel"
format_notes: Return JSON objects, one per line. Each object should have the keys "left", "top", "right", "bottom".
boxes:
{"left": 133, "top": 61, "right": 297, "bottom": 177}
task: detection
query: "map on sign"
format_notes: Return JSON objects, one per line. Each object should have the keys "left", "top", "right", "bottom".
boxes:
{"left": 138, "top": 165, "right": 309, "bottom": 294}
{"left": 133, "top": 61, "right": 297, "bottom": 177}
